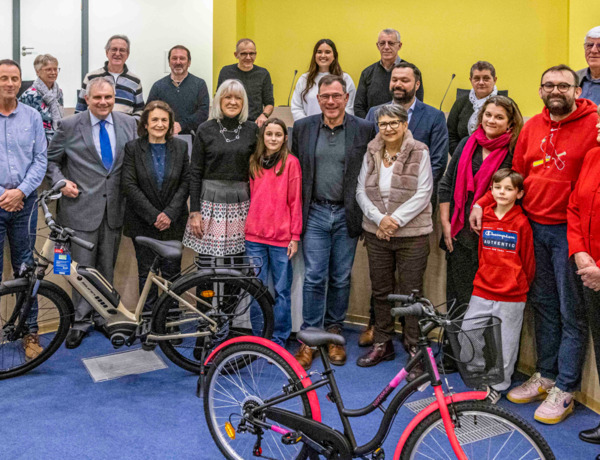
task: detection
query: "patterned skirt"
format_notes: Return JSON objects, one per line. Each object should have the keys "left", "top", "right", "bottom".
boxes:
{"left": 183, "top": 180, "right": 250, "bottom": 256}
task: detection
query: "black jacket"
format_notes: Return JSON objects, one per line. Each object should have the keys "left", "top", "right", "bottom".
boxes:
{"left": 292, "top": 113, "right": 376, "bottom": 238}
{"left": 122, "top": 137, "right": 190, "bottom": 241}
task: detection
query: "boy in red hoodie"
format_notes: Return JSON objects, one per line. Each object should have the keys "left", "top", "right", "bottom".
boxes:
{"left": 463, "top": 169, "right": 535, "bottom": 401}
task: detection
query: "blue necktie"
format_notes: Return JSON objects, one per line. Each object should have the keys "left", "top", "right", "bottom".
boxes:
{"left": 99, "top": 120, "right": 113, "bottom": 171}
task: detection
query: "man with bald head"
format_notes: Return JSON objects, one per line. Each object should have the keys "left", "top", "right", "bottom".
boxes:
{"left": 217, "top": 38, "right": 274, "bottom": 127}
{"left": 48, "top": 77, "right": 137, "bottom": 348}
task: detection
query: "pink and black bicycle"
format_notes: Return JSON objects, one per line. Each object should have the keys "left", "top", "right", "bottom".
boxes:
{"left": 202, "top": 292, "right": 554, "bottom": 459}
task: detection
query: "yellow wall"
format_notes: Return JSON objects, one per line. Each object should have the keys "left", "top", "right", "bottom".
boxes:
{"left": 214, "top": 0, "right": 569, "bottom": 117}
{"left": 568, "top": 1, "right": 600, "bottom": 72}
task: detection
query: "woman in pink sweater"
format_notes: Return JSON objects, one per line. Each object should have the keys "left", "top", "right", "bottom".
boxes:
{"left": 245, "top": 118, "right": 303, "bottom": 346}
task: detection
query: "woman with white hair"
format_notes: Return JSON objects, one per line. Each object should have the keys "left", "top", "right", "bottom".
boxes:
{"left": 19, "top": 54, "right": 63, "bottom": 142}
{"left": 184, "top": 79, "right": 258, "bottom": 256}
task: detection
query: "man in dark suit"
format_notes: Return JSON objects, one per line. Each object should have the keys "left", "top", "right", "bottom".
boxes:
{"left": 47, "top": 76, "right": 137, "bottom": 348}
{"left": 362, "top": 62, "right": 449, "bottom": 349}
{"left": 366, "top": 62, "right": 448, "bottom": 187}
{"left": 292, "top": 74, "right": 376, "bottom": 370}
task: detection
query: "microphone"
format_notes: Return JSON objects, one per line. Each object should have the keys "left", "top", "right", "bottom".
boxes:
{"left": 285, "top": 70, "right": 298, "bottom": 106}
{"left": 439, "top": 73, "right": 456, "bottom": 111}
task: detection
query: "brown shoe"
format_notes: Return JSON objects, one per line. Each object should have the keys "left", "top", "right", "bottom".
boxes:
{"left": 328, "top": 343, "right": 347, "bottom": 366}
{"left": 325, "top": 325, "right": 346, "bottom": 366}
{"left": 295, "top": 343, "right": 317, "bottom": 370}
{"left": 23, "top": 333, "right": 43, "bottom": 360}
{"left": 358, "top": 325, "right": 374, "bottom": 347}
{"left": 357, "top": 341, "right": 395, "bottom": 367}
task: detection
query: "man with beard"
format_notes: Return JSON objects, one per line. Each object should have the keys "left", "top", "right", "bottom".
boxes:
{"left": 366, "top": 62, "right": 448, "bottom": 191}
{"left": 360, "top": 62, "right": 448, "bottom": 352}
{"left": 148, "top": 45, "right": 209, "bottom": 135}
{"left": 470, "top": 64, "right": 598, "bottom": 424}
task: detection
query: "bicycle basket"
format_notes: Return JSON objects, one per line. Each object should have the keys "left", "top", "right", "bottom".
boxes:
{"left": 445, "top": 315, "right": 504, "bottom": 388}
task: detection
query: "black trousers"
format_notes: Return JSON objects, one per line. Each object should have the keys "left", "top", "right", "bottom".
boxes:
{"left": 584, "top": 285, "right": 600, "bottom": 385}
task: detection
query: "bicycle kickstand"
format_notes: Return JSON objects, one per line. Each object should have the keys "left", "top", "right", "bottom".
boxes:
{"left": 196, "top": 347, "right": 209, "bottom": 398}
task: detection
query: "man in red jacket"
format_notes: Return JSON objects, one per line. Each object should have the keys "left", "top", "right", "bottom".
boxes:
{"left": 471, "top": 64, "right": 598, "bottom": 424}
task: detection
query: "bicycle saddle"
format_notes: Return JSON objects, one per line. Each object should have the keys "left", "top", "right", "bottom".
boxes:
{"left": 134, "top": 236, "right": 183, "bottom": 260}
{"left": 297, "top": 327, "right": 346, "bottom": 347}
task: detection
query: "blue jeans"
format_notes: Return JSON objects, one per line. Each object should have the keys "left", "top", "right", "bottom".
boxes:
{"left": 0, "top": 192, "right": 38, "bottom": 332}
{"left": 246, "top": 240, "right": 293, "bottom": 346}
{"left": 301, "top": 202, "right": 358, "bottom": 330}
{"left": 529, "top": 221, "right": 587, "bottom": 392}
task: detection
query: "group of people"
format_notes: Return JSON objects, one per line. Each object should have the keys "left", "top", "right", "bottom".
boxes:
{"left": 2, "top": 24, "right": 600, "bottom": 439}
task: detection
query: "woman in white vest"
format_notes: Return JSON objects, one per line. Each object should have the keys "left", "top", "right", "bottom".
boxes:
{"left": 355, "top": 104, "right": 433, "bottom": 378}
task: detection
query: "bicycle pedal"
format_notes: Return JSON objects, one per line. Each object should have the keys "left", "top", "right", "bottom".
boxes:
{"left": 282, "top": 432, "right": 302, "bottom": 445}
{"left": 371, "top": 447, "right": 385, "bottom": 460}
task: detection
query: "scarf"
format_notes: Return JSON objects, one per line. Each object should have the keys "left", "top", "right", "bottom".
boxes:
{"left": 450, "top": 125, "right": 511, "bottom": 237}
{"left": 34, "top": 77, "right": 64, "bottom": 129}
{"left": 261, "top": 150, "right": 281, "bottom": 170}
{"left": 467, "top": 86, "right": 498, "bottom": 135}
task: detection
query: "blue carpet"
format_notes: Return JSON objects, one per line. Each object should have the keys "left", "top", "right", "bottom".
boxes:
{"left": 1, "top": 327, "right": 598, "bottom": 459}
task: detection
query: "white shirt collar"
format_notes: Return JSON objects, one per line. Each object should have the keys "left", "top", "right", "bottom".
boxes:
{"left": 89, "top": 111, "right": 114, "bottom": 126}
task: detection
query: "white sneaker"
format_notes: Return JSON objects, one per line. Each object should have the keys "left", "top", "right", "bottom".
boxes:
{"left": 506, "top": 372, "right": 554, "bottom": 404}
{"left": 533, "top": 386, "right": 574, "bottom": 424}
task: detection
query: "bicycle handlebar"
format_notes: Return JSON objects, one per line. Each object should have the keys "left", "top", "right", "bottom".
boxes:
{"left": 39, "top": 181, "right": 96, "bottom": 252}
{"left": 390, "top": 303, "right": 426, "bottom": 318}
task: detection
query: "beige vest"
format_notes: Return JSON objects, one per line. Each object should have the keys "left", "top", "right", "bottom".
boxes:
{"left": 362, "top": 131, "right": 433, "bottom": 237}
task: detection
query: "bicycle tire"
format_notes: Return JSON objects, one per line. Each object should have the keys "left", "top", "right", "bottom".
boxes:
{"left": 204, "top": 342, "right": 311, "bottom": 460}
{"left": 401, "top": 400, "right": 555, "bottom": 460}
{"left": 0, "top": 281, "right": 72, "bottom": 379}
{"left": 153, "top": 273, "right": 274, "bottom": 373}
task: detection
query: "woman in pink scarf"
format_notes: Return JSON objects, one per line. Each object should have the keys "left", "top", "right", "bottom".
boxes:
{"left": 438, "top": 96, "right": 523, "bottom": 310}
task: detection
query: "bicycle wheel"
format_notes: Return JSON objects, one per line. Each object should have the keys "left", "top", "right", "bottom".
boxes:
{"left": 401, "top": 400, "right": 555, "bottom": 460}
{"left": 153, "top": 273, "right": 274, "bottom": 373}
{"left": 205, "top": 343, "right": 311, "bottom": 460}
{"left": 0, "top": 281, "right": 72, "bottom": 379}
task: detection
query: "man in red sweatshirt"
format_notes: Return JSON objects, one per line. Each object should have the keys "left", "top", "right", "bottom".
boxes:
{"left": 471, "top": 64, "right": 598, "bottom": 424}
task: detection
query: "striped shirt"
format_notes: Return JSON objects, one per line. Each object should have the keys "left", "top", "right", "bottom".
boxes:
{"left": 75, "top": 62, "right": 144, "bottom": 120}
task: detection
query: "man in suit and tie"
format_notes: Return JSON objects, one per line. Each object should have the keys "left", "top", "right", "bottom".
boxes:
{"left": 292, "top": 74, "right": 376, "bottom": 370}
{"left": 47, "top": 76, "right": 137, "bottom": 348}
{"left": 362, "top": 62, "right": 448, "bottom": 349}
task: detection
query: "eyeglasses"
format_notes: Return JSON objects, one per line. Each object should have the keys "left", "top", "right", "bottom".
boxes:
{"left": 584, "top": 42, "right": 600, "bottom": 51}
{"left": 318, "top": 93, "right": 345, "bottom": 102}
{"left": 377, "top": 121, "right": 402, "bottom": 130}
{"left": 109, "top": 47, "right": 128, "bottom": 54}
{"left": 540, "top": 83, "right": 577, "bottom": 93}
{"left": 41, "top": 67, "right": 60, "bottom": 73}
{"left": 238, "top": 52, "right": 257, "bottom": 58}
{"left": 377, "top": 41, "right": 400, "bottom": 48}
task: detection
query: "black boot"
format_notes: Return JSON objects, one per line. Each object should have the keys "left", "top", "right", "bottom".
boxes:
{"left": 579, "top": 421, "right": 600, "bottom": 444}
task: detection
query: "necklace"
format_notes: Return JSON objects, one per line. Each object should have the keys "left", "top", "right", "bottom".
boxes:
{"left": 383, "top": 149, "right": 399, "bottom": 164}
{"left": 217, "top": 119, "right": 242, "bottom": 143}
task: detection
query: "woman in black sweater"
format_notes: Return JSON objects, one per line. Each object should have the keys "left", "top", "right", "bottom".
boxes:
{"left": 184, "top": 79, "right": 258, "bottom": 256}
{"left": 439, "top": 96, "right": 523, "bottom": 309}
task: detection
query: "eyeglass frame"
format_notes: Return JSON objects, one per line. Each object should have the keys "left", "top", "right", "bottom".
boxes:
{"left": 584, "top": 42, "right": 600, "bottom": 52}
{"left": 540, "top": 82, "right": 577, "bottom": 93}
{"left": 317, "top": 93, "right": 345, "bottom": 102}
{"left": 377, "top": 120, "right": 403, "bottom": 131}
{"left": 40, "top": 67, "right": 60, "bottom": 73}
{"left": 376, "top": 40, "right": 401, "bottom": 48}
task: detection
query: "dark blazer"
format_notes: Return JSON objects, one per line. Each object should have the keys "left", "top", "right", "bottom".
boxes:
{"left": 292, "top": 113, "right": 376, "bottom": 238}
{"left": 46, "top": 110, "right": 138, "bottom": 231}
{"left": 366, "top": 99, "right": 448, "bottom": 185}
{"left": 121, "top": 137, "right": 190, "bottom": 241}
